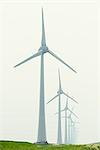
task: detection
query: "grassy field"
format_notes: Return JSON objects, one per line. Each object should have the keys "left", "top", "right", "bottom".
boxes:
{"left": 0, "top": 141, "right": 100, "bottom": 150}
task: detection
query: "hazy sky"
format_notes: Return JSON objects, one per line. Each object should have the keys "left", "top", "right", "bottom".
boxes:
{"left": 0, "top": 0, "right": 99, "bottom": 144}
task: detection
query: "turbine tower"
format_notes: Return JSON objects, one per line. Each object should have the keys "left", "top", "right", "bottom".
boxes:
{"left": 47, "top": 70, "right": 77, "bottom": 144}
{"left": 61, "top": 97, "right": 78, "bottom": 144}
{"left": 14, "top": 8, "right": 76, "bottom": 144}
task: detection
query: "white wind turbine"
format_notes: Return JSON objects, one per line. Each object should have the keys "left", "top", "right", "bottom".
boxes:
{"left": 70, "top": 118, "right": 79, "bottom": 144}
{"left": 67, "top": 108, "right": 78, "bottom": 144}
{"left": 14, "top": 8, "right": 76, "bottom": 144}
{"left": 47, "top": 70, "right": 77, "bottom": 144}
{"left": 61, "top": 97, "right": 78, "bottom": 144}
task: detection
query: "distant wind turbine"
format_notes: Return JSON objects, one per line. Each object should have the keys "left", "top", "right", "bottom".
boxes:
{"left": 14, "top": 8, "right": 76, "bottom": 144}
{"left": 70, "top": 118, "right": 79, "bottom": 144}
{"left": 67, "top": 108, "right": 78, "bottom": 144}
{"left": 47, "top": 70, "right": 77, "bottom": 144}
{"left": 61, "top": 96, "right": 78, "bottom": 144}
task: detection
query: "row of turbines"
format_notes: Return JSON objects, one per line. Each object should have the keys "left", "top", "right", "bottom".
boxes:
{"left": 47, "top": 70, "right": 79, "bottom": 144}
{"left": 14, "top": 8, "right": 78, "bottom": 144}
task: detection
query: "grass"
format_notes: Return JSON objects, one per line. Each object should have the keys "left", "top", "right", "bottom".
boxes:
{"left": 0, "top": 141, "right": 100, "bottom": 150}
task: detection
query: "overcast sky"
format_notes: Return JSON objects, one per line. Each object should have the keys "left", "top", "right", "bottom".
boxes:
{"left": 0, "top": 0, "right": 99, "bottom": 144}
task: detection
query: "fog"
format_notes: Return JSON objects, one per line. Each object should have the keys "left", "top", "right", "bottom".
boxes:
{"left": 0, "top": 0, "right": 99, "bottom": 144}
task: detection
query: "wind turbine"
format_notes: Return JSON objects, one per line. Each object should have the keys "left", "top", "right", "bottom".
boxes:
{"left": 61, "top": 97, "right": 78, "bottom": 144}
{"left": 70, "top": 119, "right": 79, "bottom": 144}
{"left": 67, "top": 108, "right": 78, "bottom": 144}
{"left": 14, "top": 8, "right": 76, "bottom": 144}
{"left": 47, "top": 70, "right": 77, "bottom": 144}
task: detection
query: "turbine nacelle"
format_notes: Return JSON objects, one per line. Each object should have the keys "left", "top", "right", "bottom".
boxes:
{"left": 38, "top": 45, "right": 48, "bottom": 53}
{"left": 57, "top": 89, "right": 63, "bottom": 95}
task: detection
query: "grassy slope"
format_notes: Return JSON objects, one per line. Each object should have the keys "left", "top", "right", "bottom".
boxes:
{"left": 0, "top": 141, "right": 100, "bottom": 150}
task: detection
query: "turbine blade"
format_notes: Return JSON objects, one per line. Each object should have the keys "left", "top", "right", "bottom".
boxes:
{"left": 63, "top": 92, "right": 78, "bottom": 104}
{"left": 61, "top": 108, "right": 65, "bottom": 112}
{"left": 56, "top": 107, "right": 67, "bottom": 114}
{"left": 61, "top": 105, "right": 70, "bottom": 112}
{"left": 48, "top": 50, "right": 77, "bottom": 73}
{"left": 14, "top": 52, "right": 41, "bottom": 68}
{"left": 47, "top": 94, "right": 59, "bottom": 104}
{"left": 58, "top": 69, "right": 62, "bottom": 90}
{"left": 68, "top": 108, "right": 78, "bottom": 119}
{"left": 41, "top": 8, "right": 46, "bottom": 46}
{"left": 55, "top": 109, "right": 65, "bottom": 115}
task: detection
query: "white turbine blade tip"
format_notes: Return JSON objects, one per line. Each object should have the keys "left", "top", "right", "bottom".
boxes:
{"left": 47, "top": 100, "right": 51, "bottom": 104}
{"left": 14, "top": 52, "right": 41, "bottom": 68}
{"left": 48, "top": 50, "right": 77, "bottom": 73}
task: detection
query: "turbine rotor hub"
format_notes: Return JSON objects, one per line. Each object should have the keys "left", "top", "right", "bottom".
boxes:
{"left": 57, "top": 90, "right": 63, "bottom": 94}
{"left": 39, "top": 45, "right": 48, "bottom": 53}
{"left": 60, "top": 90, "right": 63, "bottom": 94}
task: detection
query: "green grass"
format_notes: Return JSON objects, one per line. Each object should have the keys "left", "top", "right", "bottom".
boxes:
{"left": 0, "top": 141, "right": 100, "bottom": 150}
